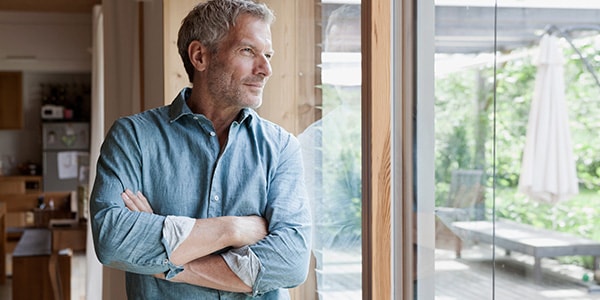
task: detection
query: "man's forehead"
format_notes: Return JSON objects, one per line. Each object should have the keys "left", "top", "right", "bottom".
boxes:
{"left": 227, "top": 16, "right": 272, "bottom": 46}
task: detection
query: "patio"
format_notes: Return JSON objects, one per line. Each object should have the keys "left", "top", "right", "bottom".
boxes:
{"left": 435, "top": 246, "right": 600, "bottom": 300}
{"left": 315, "top": 246, "right": 600, "bottom": 299}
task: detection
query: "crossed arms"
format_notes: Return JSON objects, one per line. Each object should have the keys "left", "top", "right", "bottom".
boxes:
{"left": 122, "top": 189, "right": 266, "bottom": 293}
{"left": 90, "top": 117, "right": 312, "bottom": 296}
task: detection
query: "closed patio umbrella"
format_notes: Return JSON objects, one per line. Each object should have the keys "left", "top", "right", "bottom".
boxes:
{"left": 518, "top": 34, "right": 579, "bottom": 204}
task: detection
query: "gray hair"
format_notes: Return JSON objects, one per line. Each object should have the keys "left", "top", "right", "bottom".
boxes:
{"left": 177, "top": 0, "right": 275, "bottom": 82}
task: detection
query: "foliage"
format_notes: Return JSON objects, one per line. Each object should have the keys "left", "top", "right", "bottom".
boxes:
{"left": 311, "top": 33, "right": 600, "bottom": 261}
{"left": 308, "top": 84, "right": 362, "bottom": 249}
{"left": 435, "top": 34, "right": 600, "bottom": 269}
{"left": 435, "top": 35, "right": 600, "bottom": 191}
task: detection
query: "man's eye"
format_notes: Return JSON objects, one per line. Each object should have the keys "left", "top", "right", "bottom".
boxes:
{"left": 242, "top": 48, "right": 253, "bottom": 54}
{"left": 265, "top": 53, "right": 273, "bottom": 60}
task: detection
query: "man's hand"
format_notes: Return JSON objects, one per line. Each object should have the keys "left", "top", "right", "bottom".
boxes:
{"left": 122, "top": 189, "right": 154, "bottom": 213}
{"left": 120, "top": 189, "right": 269, "bottom": 265}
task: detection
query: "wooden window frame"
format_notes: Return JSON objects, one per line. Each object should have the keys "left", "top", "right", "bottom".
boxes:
{"left": 362, "top": 0, "right": 415, "bottom": 299}
{"left": 161, "top": 1, "right": 413, "bottom": 299}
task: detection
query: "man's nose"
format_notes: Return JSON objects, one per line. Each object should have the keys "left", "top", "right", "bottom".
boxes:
{"left": 256, "top": 55, "right": 272, "bottom": 78}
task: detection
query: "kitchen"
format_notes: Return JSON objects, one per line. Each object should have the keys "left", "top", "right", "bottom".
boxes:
{"left": 0, "top": 1, "right": 98, "bottom": 299}
{"left": 0, "top": 0, "right": 170, "bottom": 297}
{"left": 0, "top": 1, "right": 94, "bottom": 218}
{"left": 0, "top": 2, "right": 94, "bottom": 180}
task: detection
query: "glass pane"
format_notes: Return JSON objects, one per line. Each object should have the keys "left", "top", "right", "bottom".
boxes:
{"left": 298, "top": 1, "right": 362, "bottom": 299}
{"left": 432, "top": 3, "right": 496, "bottom": 298}
{"left": 426, "top": 1, "right": 600, "bottom": 299}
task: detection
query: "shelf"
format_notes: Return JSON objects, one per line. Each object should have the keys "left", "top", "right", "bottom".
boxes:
{"left": 0, "top": 176, "right": 42, "bottom": 195}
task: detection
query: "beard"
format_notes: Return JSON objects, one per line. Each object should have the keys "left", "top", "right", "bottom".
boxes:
{"left": 206, "top": 59, "right": 264, "bottom": 109}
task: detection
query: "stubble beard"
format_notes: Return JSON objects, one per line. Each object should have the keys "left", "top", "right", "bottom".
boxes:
{"left": 206, "top": 61, "right": 263, "bottom": 109}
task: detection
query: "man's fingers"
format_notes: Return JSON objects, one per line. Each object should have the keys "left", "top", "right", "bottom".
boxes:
{"left": 136, "top": 191, "right": 154, "bottom": 213}
{"left": 122, "top": 191, "right": 139, "bottom": 211}
{"left": 122, "top": 189, "right": 153, "bottom": 213}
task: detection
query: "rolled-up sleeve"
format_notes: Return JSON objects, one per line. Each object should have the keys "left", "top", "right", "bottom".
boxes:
{"left": 90, "top": 119, "right": 182, "bottom": 276}
{"left": 249, "top": 135, "right": 312, "bottom": 296}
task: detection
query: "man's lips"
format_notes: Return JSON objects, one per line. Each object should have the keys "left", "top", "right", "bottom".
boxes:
{"left": 245, "top": 82, "right": 264, "bottom": 88}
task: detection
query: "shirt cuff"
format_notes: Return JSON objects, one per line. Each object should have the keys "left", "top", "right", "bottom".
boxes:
{"left": 162, "top": 215, "right": 195, "bottom": 254}
{"left": 220, "top": 246, "right": 261, "bottom": 288}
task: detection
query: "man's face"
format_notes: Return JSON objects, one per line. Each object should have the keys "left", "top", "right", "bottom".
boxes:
{"left": 206, "top": 14, "right": 273, "bottom": 109}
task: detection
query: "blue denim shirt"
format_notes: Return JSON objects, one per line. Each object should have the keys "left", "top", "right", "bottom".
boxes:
{"left": 90, "top": 88, "right": 312, "bottom": 299}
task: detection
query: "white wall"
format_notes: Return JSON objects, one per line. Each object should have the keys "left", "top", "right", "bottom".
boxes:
{"left": 0, "top": 11, "right": 92, "bottom": 174}
{"left": 0, "top": 11, "right": 92, "bottom": 72}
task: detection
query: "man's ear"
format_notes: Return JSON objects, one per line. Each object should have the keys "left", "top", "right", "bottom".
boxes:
{"left": 188, "top": 40, "right": 209, "bottom": 72}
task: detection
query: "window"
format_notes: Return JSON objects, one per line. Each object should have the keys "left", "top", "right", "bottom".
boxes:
{"left": 416, "top": 1, "right": 600, "bottom": 299}
{"left": 164, "top": 1, "right": 399, "bottom": 299}
{"left": 297, "top": 1, "right": 362, "bottom": 299}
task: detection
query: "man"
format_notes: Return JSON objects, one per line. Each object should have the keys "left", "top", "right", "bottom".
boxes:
{"left": 90, "top": 0, "right": 312, "bottom": 299}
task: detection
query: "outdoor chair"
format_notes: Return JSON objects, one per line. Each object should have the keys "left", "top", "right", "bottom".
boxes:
{"left": 435, "top": 169, "right": 485, "bottom": 258}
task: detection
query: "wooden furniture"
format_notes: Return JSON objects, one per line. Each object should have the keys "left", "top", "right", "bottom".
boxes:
{"left": 0, "top": 71, "right": 23, "bottom": 129}
{"left": 51, "top": 223, "right": 87, "bottom": 252}
{"left": 0, "top": 176, "right": 74, "bottom": 227}
{"left": 12, "top": 228, "right": 71, "bottom": 300}
{"left": 0, "top": 176, "right": 41, "bottom": 195}
{"left": 0, "top": 176, "right": 81, "bottom": 284}
{"left": 452, "top": 219, "right": 600, "bottom": 283}
{"left": 0, "top": 192, "right": 72, "bottom": 228}
{"left": 435, "top": 170, "right": 485, "bottom": 258}
{"left": 0, "top": 176, "right": 43, "bottom": 229}
{"left": 0, "top": 202, "right": 5, "bottom": 285}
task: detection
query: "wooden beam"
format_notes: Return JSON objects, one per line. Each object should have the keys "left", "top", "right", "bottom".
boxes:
{"left": 362, "top": 0, "right": 393, "bottom": 299}
{"left": 162, "top": 0, "right": 198, "bottom": 104}
{"left": 0, "top": 0, "right": 100, "bottom": 13}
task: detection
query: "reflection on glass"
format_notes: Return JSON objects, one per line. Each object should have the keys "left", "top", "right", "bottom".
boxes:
{"left": 432, "top": 1, "right": 600, "bottom": 299}
{"left": 298, "top": 2, "right": 361, "bottom": 299}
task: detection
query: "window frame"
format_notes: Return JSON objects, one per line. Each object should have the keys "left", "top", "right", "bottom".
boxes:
{"left": 161, "top": 1, "right": 409, "bottom": 299}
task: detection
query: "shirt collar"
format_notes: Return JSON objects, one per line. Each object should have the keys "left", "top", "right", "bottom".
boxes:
{"left": 168, "top": 87, "right": 255, "bottom": 125}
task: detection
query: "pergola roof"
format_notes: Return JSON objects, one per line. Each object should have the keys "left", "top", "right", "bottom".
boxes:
{"left": 435, "top": 2, "right": 600, "bottom": 54}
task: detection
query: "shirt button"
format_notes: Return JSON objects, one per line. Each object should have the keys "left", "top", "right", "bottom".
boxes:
{"left": 213, "top": 195, "right": 219, "bottom": 201}
{"left": 209, "top": 131, "right": 216, "bottom": 136}
{"left": 193, "top": 116, "right": 198, "bottom": 120}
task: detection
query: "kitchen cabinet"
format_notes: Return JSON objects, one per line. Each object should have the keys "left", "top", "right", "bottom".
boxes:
{"left": 0, "top": 71, "right": 22, "bottom": 129}
{"left": 0, "top": 175, "right": 42, "bottom": 229}
{"left": 0, "top": 175, "right": 41, "bottom": 195}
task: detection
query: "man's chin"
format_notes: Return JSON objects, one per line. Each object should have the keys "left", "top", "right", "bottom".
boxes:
{"left": 245, "top": 95, "right": 263, "bottom": 109}
{"left": 249, "top": 101, "right": 263, "bottom": 109}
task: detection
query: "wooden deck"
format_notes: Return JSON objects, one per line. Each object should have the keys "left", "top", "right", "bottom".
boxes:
{"left": 315, "top": 247, "right": 600, "bottom": 299}
{"left": 435, "top": 246, "right": 600, "bottom": 300}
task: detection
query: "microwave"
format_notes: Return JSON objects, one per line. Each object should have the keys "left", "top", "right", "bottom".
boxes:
{"left": 41, "top": 104, "right": 64, "bottom": 120}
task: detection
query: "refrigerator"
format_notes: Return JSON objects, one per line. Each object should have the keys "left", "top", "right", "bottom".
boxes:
{"left": 42, "top": 122, "right": 90, "bottom": 192}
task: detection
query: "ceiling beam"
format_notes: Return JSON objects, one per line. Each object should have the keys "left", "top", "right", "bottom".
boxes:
{"left": 0, "top": 0, "right": 100, "bottom": 13}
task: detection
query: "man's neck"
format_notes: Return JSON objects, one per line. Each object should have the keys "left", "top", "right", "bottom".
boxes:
{"left": 187, "top": 88, "right": 241, "bottom": 148}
